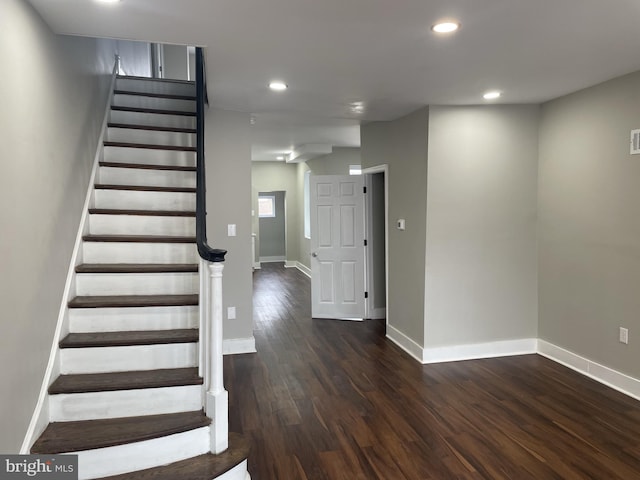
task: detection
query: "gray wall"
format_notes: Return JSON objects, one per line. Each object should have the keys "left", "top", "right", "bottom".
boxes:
{"left": 205, "top": 108, "right": 253, "bottom": 341}
{"left": 296, "top": 162, "right": 311, "bottom": 268}
{"left": 0, "top": 0, "right": 119, "bottom": 452}
{"left": 251, "top": 162, "right": 300, "bottom": 265}
{"left": 426, "top": 106, "right": 539, "bottom": 348}
{"left": 539, "top": 70, "right": 640, "bottom": 378}
{"left": 163, "top": 44, "right": 188, "bottom": 81}
{"left": 258, "top": 191, "right": 286, "bottom": 258}
{"left": 114, "top": 40, "right": 151, "bottom": 77}
{"left": 361, "top": 108, "right": 429, "bottom": 346}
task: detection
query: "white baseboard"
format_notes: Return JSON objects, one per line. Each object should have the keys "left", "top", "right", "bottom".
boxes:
{"left": 259, "top": 256, "right": 285, "bottom": 263}
{"left": 252, "top": 262, "right": 261, "bottom": 270}
{"left": 422, "top": 338, "right": 538, "bottom": 364}
{"left": 284, "top": 260, "right": 297, "bottom": 269}
{"left": 295, "top": 262, "right": 311, "bottom": 278}
{"left": 387, "top": 326, "right": 537, "bottom": 365}
{"left": 223, "top": 337, "right": 257, "bottom": 355}
{"left": 537, "top": 340, "right": 640, "bottom": 401}
{"left": 368, "top": 307, "right": 386, "bottom": 320}
{"left": 386, "top": 324, "right": 425, "bottom": 363}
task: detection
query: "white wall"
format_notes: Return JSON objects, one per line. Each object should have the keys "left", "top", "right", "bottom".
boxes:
{"left": 539, "top": 70, "right": 640, "bottom": 378}
{"left": 205, "top": 108, "right": 253, "bottom": 342}
{"left": 425, "top": 105, "right": 539, "bottom": 349}
{"left": 306, "top": 147, "right": 360, "bottom": 175}
{"left": 0, "top": 0, "right": 119, "bottom": 452}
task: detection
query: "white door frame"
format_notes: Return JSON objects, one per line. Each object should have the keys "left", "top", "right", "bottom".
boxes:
{"left": 362, "top": 164, "right": 389, "bottom": 326}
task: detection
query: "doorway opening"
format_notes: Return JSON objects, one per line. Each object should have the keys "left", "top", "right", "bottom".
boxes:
{"left": 257, "top": 191, "right": 287, "bottom": 264}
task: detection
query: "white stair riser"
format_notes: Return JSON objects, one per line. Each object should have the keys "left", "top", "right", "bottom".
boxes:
{"left": 103, "top": 146, "right": 195, "bottom": 167}
{"left": 218, "top": 461, "right": 250, "bottom": 480}
{"left": 115, "top": 78, "right": 196, "bottom": 97}
{"left": 109, "top": 110, "right": 196, "bottom": 129}
{"left": 69, "top": 306, "right": 199, "bottom": 333}
{"left": 76, "top": 272, "right": 198, "bottom": 296}
{"left": 113, "top": 94, "right": 195, "bottom": 112}
{"left": 107, "top": 127, "right": 195, "bottom": 148}
{"left": 89, "top": 214, "right": 195, "bottom": 236}
{"left": 60, "top": 344, "right": 198, "bottom": 374}
{"left": 77, "top": 426, "right": 209, "bottom": 480}
{"left": 49, "top": 385, "right": 202, "bottom": 422}
{"left": 98, "top": 166, "right": 196, "bottom": 189}
{"left": 93, "top": 190, "right": 196, "bottom": 211}
{"left": 82, "top": 242, "right": 198, "bottom": 264}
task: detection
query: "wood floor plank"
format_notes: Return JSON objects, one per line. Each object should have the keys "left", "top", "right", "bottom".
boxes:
{"left": 225, "top": 263, "right": 640, "bottom": 480}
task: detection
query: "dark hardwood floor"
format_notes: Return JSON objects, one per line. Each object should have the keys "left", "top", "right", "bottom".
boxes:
{"left": 225, "top": 263, "right": 640, "bottom": 479}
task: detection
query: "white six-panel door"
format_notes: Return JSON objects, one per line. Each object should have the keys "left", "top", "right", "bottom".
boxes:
{"left": 310, "top": 175, "right": 365, "bottom": 320}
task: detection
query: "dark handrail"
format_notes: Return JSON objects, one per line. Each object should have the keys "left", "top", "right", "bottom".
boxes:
{"left": 196, "top": 47, "right": 227, "bottom": 263}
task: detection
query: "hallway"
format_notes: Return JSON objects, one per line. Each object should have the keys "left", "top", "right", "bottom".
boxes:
{"left": 224, "top": 263, "right": 640, "bottom": 479}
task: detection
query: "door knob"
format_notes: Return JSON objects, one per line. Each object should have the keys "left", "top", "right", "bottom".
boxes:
{"left": 311, "top": 252, "right": 318, "bottom": 258}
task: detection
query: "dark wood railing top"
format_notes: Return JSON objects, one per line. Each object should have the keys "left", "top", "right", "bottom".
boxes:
{"left": 196, "top": 47, "right": 226, "bottom": 263}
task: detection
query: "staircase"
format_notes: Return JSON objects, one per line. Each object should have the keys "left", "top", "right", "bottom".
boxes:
{"left": 29, "top": 75, "right": 249, "bottom": 479}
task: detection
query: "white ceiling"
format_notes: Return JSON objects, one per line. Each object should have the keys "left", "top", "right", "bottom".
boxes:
{"left": 29, "top": 0, "right": 640, "bottom": 161}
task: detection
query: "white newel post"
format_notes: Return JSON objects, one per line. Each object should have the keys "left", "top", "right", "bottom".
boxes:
{"left": 205, "top": 261, "right": 229, "bottom": 454}
{"left": 198, "top": 257, "right": 210, "bottom": 389}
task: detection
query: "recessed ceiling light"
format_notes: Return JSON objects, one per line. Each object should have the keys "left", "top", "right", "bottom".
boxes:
{"left": 349, "top": 102, "right": 365, "bottom": 114}
{"left": 96, "top": 0, "right": 121, "bottom": 3}
{"left": 483, "top": 90, "right": 502, "bottom": 100}
{"left": 269, "top": 81, "right": 288, "bottom": 92}
{"left": 431, "top": 21, "right": 460, "bottom": 34}
{"left": 276, "top": 156, "right": 284, "bottom": 161}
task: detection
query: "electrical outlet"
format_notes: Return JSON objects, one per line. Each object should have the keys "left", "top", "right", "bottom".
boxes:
{"left": 619, "top": 327, "right": 629, "bottom": 344}
{"left": 227, "top": 306, "right": 236, "bottom": 320}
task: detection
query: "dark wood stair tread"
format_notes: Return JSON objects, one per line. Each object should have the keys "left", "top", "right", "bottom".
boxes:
{"left": 111, "top": 105, "right": 195, "bottom": 117}
{"left": 68, "top": 294, "right": 198, "bottom": 309}
{"left": 117, "top": 75, "right": 195, "bottom": 85}
{"left": 83, "top": 234, "right": 196, "bottom": 243}
{"left": 108, "top": 123, "right": 196, "bottom": 134}
{"left": 60, "top": 329, "right": 199, "bottom": 348}
{"left": 114, "top": 90, "right": 196, "bottom": 101}
{"left": 104, "top": 141, "right": 196, "bottom": 152}
{"left": 49, "top": 368, "right": 202, "bottom": 394}
{"left": 76, "top": 263, "right": 198, "bottom": 274}
{"left": 89, "top": 208, "right": 195, "bottom": 217}
{"left": 99, "top": 161, "right": 196, "bottom": 172}
{"left": 31, "top": 410, "right": 209, "bottom": 454}
{"left": 98, "top": 433, "right": 250, "bottom": 480}
{"left": 94, "top": 184, "right": 196, "bottom": 193}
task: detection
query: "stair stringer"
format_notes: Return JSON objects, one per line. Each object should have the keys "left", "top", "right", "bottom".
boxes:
{"left": 20, "top": 58, "right": 120, "bottom": 455}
